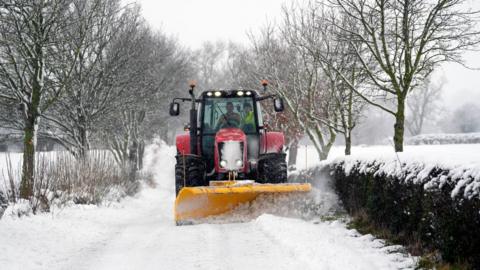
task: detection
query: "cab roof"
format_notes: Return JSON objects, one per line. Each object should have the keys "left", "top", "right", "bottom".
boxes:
{"left": 200, "top": 90, "right": 260, "bottom": 98}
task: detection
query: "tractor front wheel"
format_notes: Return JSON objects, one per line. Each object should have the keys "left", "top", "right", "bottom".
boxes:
{"left": 175, "top": 154, "right": 207, "bottom": 195}
{"left": 257, "top": 153, "right": 287, "bottom": 184}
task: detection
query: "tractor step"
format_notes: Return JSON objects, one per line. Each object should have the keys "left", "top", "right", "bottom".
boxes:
{"left": 174, "top": 181, "right": 311, "bottom": 224}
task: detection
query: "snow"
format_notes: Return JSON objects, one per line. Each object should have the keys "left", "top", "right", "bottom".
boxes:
{"left": 3, "top": 199, "right": 33, "bottom": 217}
{"left": 0, "top": 142, "right": 416, "bottom": 269}
{"left": 255, "top": 215, "right": 411, "bottom": 269}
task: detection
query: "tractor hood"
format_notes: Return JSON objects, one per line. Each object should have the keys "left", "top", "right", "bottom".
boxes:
{"left": 215, "top": 128, "right": 246, "bottom": 142}
{"left": 214, "top": 128, "right": 247, "bottom": 173}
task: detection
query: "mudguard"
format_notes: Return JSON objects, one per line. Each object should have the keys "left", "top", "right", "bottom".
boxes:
{"left": 176, "top": 134, "right": 190, "bottom": 155}
{"left": 260, "top": 132, "right": 285, "bottom": 153}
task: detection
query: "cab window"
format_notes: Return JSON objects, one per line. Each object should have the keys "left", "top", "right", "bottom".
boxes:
{"left": 202, "top": 97, "right": 257, "bottom": 134}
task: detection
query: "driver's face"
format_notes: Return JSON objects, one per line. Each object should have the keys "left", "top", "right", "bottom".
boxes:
{"left": 227, "top": 104, "right": 234, "bottom": 113}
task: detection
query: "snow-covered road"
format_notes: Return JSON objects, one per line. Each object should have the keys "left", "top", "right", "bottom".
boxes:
{"left": 0, "top": 144, "right": 416, "bottom": 270}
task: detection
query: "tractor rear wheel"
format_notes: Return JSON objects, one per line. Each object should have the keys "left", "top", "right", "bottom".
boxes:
{"left": 175, "top": 154, "right": 207, "bottom": 195}
{"left": 257, "top": 153, "right": 287, "bottom": 184}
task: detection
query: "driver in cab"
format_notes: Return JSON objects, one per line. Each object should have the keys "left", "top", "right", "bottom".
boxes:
{"left": 217, "top": 102, "right": 241, "bottom": 128}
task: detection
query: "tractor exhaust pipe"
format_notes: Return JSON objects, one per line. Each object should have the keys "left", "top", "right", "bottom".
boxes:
{"left": 188, "top": 81, "right": 198, "bottom": 155}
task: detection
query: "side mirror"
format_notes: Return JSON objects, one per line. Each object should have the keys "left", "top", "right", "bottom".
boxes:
{"left": 169, "top": 102, "right": 180, "bottom": 116}
{"left": 273, "top": 98, "right": 284, "bottom": 112}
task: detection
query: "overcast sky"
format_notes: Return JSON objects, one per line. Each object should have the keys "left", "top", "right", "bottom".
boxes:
{"left": 137, "top": 0, "right": 480, "bottom": 110}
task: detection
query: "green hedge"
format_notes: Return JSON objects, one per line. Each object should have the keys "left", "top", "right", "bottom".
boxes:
{"left": 331, "top": 162, "right": 480, "bottom": 267}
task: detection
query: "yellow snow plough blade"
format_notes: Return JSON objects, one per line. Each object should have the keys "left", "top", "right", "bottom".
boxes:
{"left": 174, "top": 181, "right": 311, "bottom": 224}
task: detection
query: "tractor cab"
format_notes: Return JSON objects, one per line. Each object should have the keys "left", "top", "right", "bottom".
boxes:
{"left": 199, "top": 90, "right": 265, "bottom": 177}
{"left": 200, "top": 90, "right": 261, "bottom": 135}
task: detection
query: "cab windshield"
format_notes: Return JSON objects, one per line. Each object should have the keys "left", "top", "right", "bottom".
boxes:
{"left": 202, "top": 97, "right": 257, "bottom": 134}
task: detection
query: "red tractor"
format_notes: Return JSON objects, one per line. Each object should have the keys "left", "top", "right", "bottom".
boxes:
{"left": 169, "top": 81, "right": 310, "bottom": 224}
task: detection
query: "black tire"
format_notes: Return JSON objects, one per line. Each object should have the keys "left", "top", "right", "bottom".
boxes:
{"left": 257, "top": 153, "right": 288, "bottom": 184}
{"left": 175, "top": 154, "right": 207, "bottom": 195}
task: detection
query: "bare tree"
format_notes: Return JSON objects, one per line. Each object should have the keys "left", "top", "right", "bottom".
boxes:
{"left": 42, "top": 1, "right": 143, "bottom": 159}
{"left": 0, "top": 0, "right": 80, "bottom": 198}
{"left": 194, "top": 41, "right": 227, "bottom": 89}
{"left": 248, "top": 23, "right": 337, "bottom": 161}
{"left": 329, "top": 0, "right": 480, "bottom": 151}
{"left": 290, "top": 2, "right": 367, "bottom": 155}
{"left": 406, "top": 75, "right": 444, "bottom": 135}
{"left": 106, "top": 30, "right": 192, "bottom": 181}
{"left": 269, "top": 2, "right": 367, "bottom": 158}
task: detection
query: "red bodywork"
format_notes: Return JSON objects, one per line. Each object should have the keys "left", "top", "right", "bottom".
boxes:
{"left": 175, "top": 130, "right": 285, "bottom": 173}
{"left": 175, "top": 134, "right": 190, "bottom": 155}
{"left": 214, "top": 128, "right": 247, "bottom": 173}
{"left": 260, "top": 132, "right": 285, "bottom": 153}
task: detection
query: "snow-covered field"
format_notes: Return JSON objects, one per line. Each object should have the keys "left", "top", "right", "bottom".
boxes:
{"left": 0, "top": 144, "right": 417, "bottom": 270}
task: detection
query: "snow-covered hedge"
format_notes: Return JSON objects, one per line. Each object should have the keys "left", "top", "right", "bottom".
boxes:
{"left": 328, "top": 158, "right": 480, "bottom": 266}
{"left": 406, "top": 132, "right": 480, "bottom": 145}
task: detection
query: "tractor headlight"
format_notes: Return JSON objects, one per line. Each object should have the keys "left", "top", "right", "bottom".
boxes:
{"left": 237, "top": 91, "right": 244, "bottom": 96}
{"left": 246, "top": 91, "right": 252, "bottom": 96}
{"left": 214, "top": 91, "right": 222, "bottom": 97}
{"left": 207, "top": 91, "right": 213, "bottom": 96}
{"left": 220, "top": 160, "right": 227, "bottom": 168}
{"left": 236, "top": 159, "right": 243, "bottom": 167}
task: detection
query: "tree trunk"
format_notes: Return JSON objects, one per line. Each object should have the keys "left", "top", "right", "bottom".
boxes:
{"left": 393, "top": 97, "right": 406, "bottom": 152}
{"left": 77, "top": 115, "right": 90, "bottom": 160}
{"left": 128, "top": 137, "right": 138, "bottom": 183}
{"left": 344, "top": 134, "right": 351, "bottom": 155}
{"left": 345, "top": 88, "right": 353, "bottom": 156}
{"left": 138, "top": 140, "right": 145, "bottom": 170}
{"left": 79, "top": 128, "right": 88, "bottom": 159}
{"left": 288, "top": 140, "right": 298, "bottom": 170}
{"left": 319, "top": 133, "right": 335, "bottom": 160}
{"left": 20, "top": 115, "right": 37, "bottom": 199}
{"left": 20, "top": 43, "right": 42, "bottom": 199}
{"left": 128, "top": 110, "right": 141, "bottom": 183}
{"left": 305, "top": 128, "right": 324, "bottom": 161}
{"left": 319, "top": 126, "right": 336, "bottom": 161}
{"left": 306, "top": 125, "right": 336, "bottom": 161}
